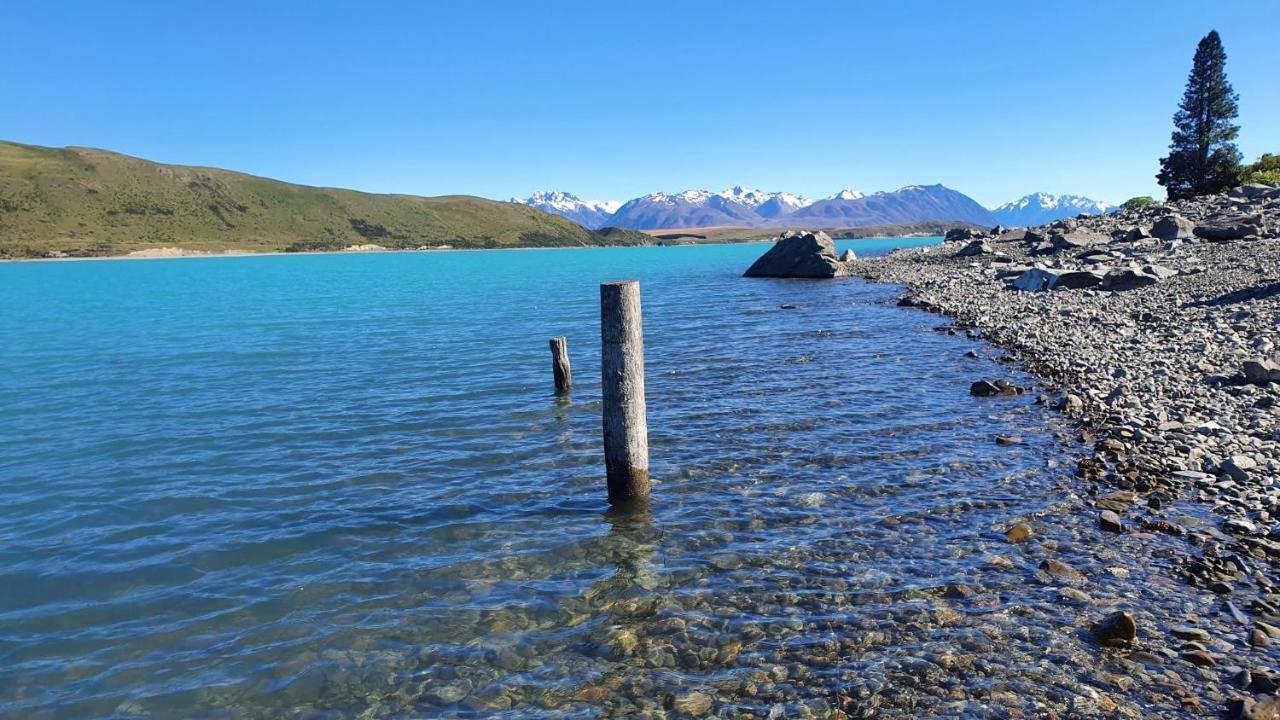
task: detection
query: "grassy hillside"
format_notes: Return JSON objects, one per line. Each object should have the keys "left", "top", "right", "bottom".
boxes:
{"left": 0, "top": 141, "right": 650, "bottom": 258}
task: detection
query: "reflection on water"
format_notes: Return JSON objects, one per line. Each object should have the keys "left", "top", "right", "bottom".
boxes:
{"left": 0, "top": 242, "right": 1208, "bottom": 718}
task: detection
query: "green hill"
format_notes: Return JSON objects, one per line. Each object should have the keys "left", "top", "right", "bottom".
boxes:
{"left": 0, "top": 141, "right": 651, "bottom": 258}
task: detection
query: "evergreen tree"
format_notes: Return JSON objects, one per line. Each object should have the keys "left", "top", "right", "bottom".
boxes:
{"left": 1156, "top": 31, "right": 1241, "bottom": 199}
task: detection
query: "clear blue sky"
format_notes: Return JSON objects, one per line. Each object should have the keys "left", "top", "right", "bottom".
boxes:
{"left": 3, "top": 1, "right": 1277, "bottom": 207}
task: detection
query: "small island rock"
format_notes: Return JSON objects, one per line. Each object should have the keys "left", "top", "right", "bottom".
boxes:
{"left": 744, "top": 230, "right": 853, "bottom": 279}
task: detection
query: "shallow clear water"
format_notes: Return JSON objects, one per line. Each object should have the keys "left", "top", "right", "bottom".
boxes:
{"left": 0, "top": 239, "right": 1190, "bottom": 719}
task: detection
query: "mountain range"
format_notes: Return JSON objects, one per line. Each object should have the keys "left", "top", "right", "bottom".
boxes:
{"left": 513, "top": 187, "right": 1114, "bottom": 230}
{"left": 508, "top": 191, "right": 620, "bottom": 229}
{"left": 991, "top": 193, "right": 1115, "bottom": 227}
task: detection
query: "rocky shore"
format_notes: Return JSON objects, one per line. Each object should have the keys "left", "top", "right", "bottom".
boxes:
{"left": 854, "top": 184, "right": 1280, "bottom": 718}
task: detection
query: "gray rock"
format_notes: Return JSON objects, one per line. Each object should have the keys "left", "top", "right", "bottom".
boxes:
{"left": 1142, "top": 264, "right": 1178, "bottom": 280}
{"left": 1060, "top": 394, "right": 1084, "bottom": 415}
{"left": 1100, "top": 268, "right": 1159, "bottom": 292}
{"left": 1099, "top": 510, "right": 1124, "bottom": 533}
{"left": 1151, "top": 215, "right": 1195, "bottom": 240}
{"left": 1054, "top": 270, "right": 1105, "bottom": 289}
{"left": 1194, "top": 215, "right": 1262, "bottom": 241}
{"left": 1242, "top": 357, "right": 1280, "bottom": 385}
{"left": 1052, "top": 231, "right": 1106, "bottom": 252}
{"left": 1122, "top": 226, "right": 1152, "bottom": 242}
{"left": 1221, "top": 455, "right": 1256, "bottom": 482}
{"left": 744, "top": 231, "right": 851, "bottom": 278}
{"left": 955, "top": 239, "right": 994, "bottom": 257}
{"left": 945, "top": 227, "right": 982, "bottom": 243}
{"left": 1238, "top": 183, "right": 1279, "bottom": 200}
{"left": 1010, "top": 267, "right": 1060, "bottom": 291}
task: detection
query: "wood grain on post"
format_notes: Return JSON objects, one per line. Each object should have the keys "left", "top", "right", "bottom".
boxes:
{"left": 600, "top": 280, "right": 650, "bottom": 504}
{"left": 549, "top": 336, "right": 572, "bottom": 394}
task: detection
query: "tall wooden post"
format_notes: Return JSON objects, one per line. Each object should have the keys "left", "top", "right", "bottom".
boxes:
{"left": 549, "top": 336, "right": 572, "bottom": 394}
{"left": 600, "top": 280, "right": 650, "bottom": 503}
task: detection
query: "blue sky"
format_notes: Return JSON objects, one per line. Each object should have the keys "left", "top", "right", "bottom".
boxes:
{"left": 3, "top": 1, "right": 1277, "bottom": 208}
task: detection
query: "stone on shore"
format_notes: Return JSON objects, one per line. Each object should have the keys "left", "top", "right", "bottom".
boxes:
{"left": 1037, "top": 558, "right": 1086, "bottom": 585}
{"left": 970, "top": 379, "right": 1021, "bottom": 397}
{"left": 1005, "top": 522, "right": 1033, "bottom": 543}
{"left": 1011, "top": 267, "right": 1060, "bottom": 291}
{"left": 1242, "top": 357, "right": 1280, "bottom": 385}
{"left": 1054, "top": 269, "right": 1105, "bottom": 289}
{"left": 945, "top": 227, "right": 983, "bottom": 242}
{"left": 1100, "top": 268, "right": 1160, "bottom": 292}
{"left": 1099, "top": 510, "right": 1124, "bottom": 533}
{"left": 1092, "top": 611, "right": 1137, "bottom": 646}
{"left": 955, "top": 239, "right": 994, "bottom": 257}
{"left": 743, "top": 230, "right": 852, "bottom": 278}
{"left": 1195, "top": 215, "right": 1262, "bottom": 241}
{"left": 1151, "top": 215, "right": 1195, "bottom": 241}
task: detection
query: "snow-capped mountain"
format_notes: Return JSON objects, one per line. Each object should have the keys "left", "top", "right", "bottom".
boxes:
{"left": 825, "top": 188, "right": 865, "bottom": 201}
{"left": 756, "top": 191, "right": 812, "bottom": 219}
{"left": 606, "top": 187, "right": 813, "bottom": 230}
{"left": 782, "top": 184, "right": 997, "bottom": 228}
{"left": 518, "top": 184, "right": 1004, "bottom": 231}
{"left": 510, "top": 191, "right": 622, "bottom": 229}
{"left": 992, "top": 193, "right": 1115, "bottom": 227}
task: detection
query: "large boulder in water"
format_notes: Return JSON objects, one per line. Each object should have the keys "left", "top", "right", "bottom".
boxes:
{"left": 743, "top": 230, "right": 852, "bottom": 278}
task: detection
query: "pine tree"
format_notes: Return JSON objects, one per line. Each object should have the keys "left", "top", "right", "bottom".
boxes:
{"left": 1156, "top": 30, "right": 1242, "bottom": 199}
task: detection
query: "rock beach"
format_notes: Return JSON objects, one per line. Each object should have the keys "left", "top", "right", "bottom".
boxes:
{"left": 854, "top": 184, "right": 1280, "bottom": 719}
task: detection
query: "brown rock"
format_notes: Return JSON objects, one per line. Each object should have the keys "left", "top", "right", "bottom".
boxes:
{"left": 1005, "top": 523, "right": 1033, "bottom": 543}
{"left": 1038, "top": 558, "right": 1087, "bottom": 585}
{"left": 1181, "top": 649, "right": 1217, "bottom": 667}
{"left": 1093, "top": 611, "right": 1138, "bottom": 646}
{"left": 673, "top": 690, "right": 713, "bottom": 716}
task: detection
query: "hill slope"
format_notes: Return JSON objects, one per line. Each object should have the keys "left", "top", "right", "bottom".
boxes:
{"left": 0, "top": 141, "right": 648, "bottom": 258}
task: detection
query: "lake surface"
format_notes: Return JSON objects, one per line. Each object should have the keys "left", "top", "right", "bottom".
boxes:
{"left": 0, "top": 240, "right": 1190, "bottom": 719}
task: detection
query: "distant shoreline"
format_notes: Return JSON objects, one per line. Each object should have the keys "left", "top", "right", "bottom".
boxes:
{"left": 0, "top": 233, "right": 942, "bottom": 265}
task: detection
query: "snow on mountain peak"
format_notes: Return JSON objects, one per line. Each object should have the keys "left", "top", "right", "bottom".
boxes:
{"left": 512, "top": 191, "right": 620, "bottom": 213}
{"left": 511, "top": 191, "right": 623, "bottom": 228}
{"left": 991, "top": 193, "right": 1115, "bottom": 227}
{"left": 826, "top": 188, "right": 865, "bottom": 201}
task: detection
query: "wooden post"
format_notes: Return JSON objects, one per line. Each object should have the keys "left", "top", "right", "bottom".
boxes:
{"left": 600, "top": 280, "right": 649, "bottom": 504}
{"left": 549, "top": 336, "right": 572, "bottom": 394}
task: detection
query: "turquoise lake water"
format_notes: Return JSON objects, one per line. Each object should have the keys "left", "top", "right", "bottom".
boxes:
{"left": 0, "top": 238, "right": 1113, "bottom": 718}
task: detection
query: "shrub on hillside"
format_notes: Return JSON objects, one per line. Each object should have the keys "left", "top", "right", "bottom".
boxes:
{"left": 1241, "top": 154, "right": 1280, "bottom": 185}
{"left": 1121, "top": 196, "right": 1157, "bottom": 211}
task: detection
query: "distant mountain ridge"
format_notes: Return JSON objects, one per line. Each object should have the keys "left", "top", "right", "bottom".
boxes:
{"left": 992, "top": 193, "right": 1114, "bottom": 226}
{"left": 517, "top": 186, "right": 1113, "bottom": 231}
{"left": 544, "top": 184, "right": 997, "bottom": 230}
{"left": 509, "top": 191, "right": 621, "bottom": 229}
{"left": 782, "top": 185, "right": 996, "bottom": 227}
